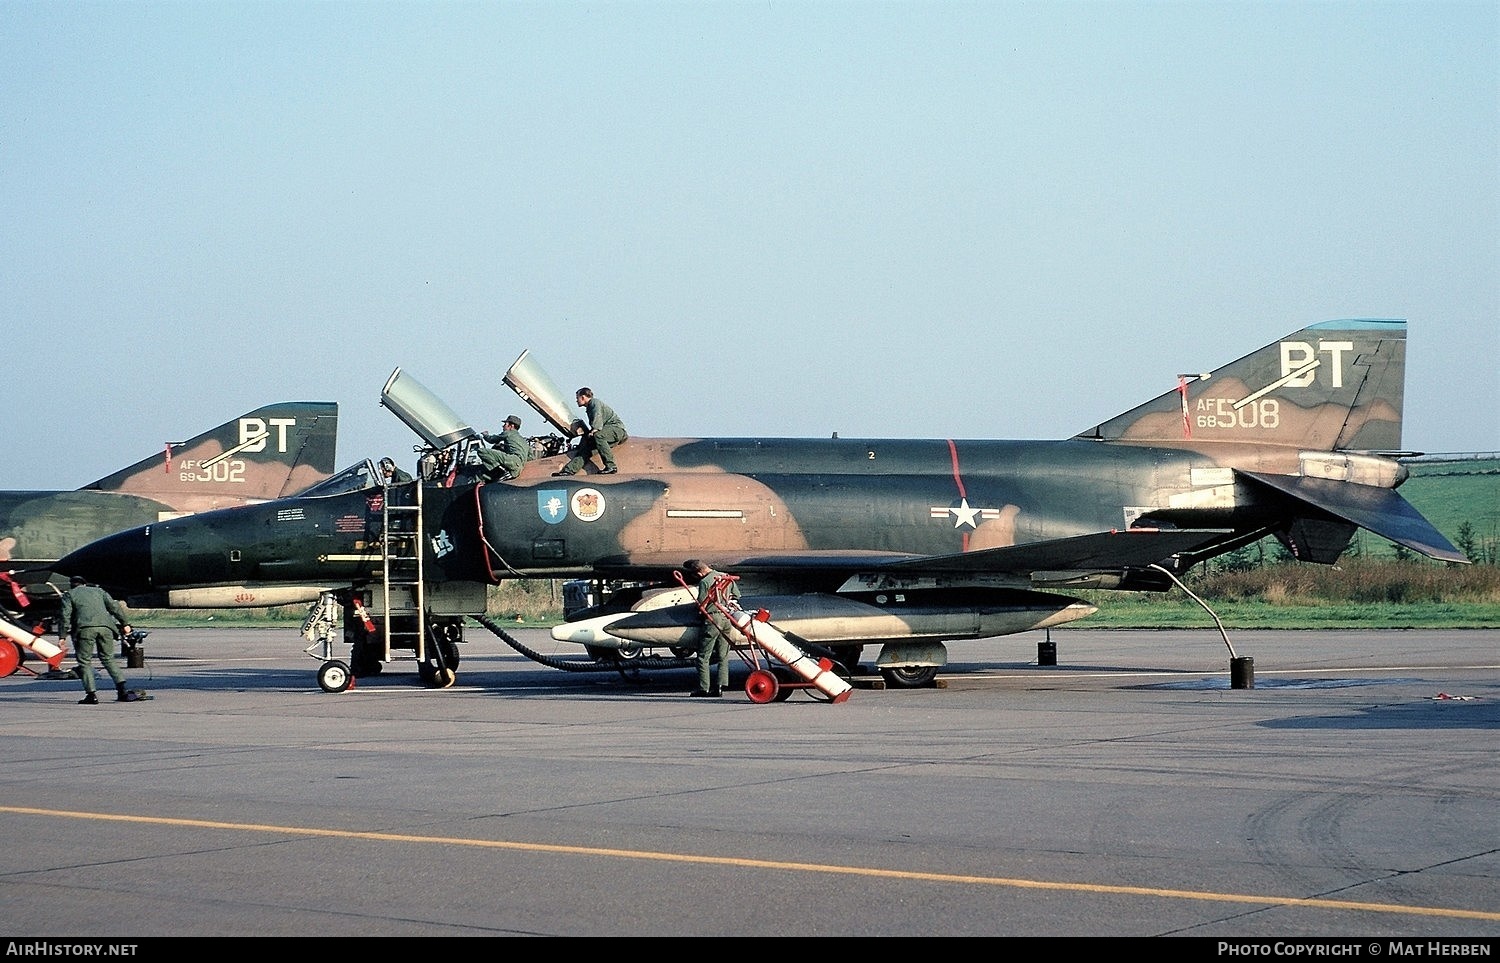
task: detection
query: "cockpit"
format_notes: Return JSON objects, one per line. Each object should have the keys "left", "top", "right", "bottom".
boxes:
{"left": 297, "top": 351, "right": 580, "bottom": 499}
{"left": 374, "top": 351, "right": 578, "bottom": 487}
{"left": 296, "top": 460, "right": 384, "bottom": 497}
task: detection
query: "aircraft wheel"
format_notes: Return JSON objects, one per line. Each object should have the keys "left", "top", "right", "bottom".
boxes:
{"left": 584, "top": 645, "right": 619, "bottom": 664}
{"left": 745, "top": 669, "right": 779, "bottom": 704}
{"left": 0, "top": 641, "right": 20, "bottom": 678}
{"left": 317, "top": 660, "right": 353, "bottom": 693}
{"left": 669, "top": 645, "right": 695, "bottom": 660}
{"left": 880, "top": 664, "right": 939, "bottom": 688}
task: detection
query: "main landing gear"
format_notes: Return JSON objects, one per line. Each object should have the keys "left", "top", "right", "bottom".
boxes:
{"left": 879, "top": 664, "right": 940, "bottom": 688}
{"left": 304, "top": 591, "right": 467, "bottom": 692}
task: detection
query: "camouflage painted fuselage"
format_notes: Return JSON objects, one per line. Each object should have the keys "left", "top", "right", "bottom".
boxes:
{"left": 56, "top": 435, "right": 1270, "bottom": 603}
{"left": 464, "top": 436, "right": 1295, "bottom": 583}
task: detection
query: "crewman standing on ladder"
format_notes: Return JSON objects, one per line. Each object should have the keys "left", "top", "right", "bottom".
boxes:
{"left": 379, "top": 457, "right": 413, "bottom": 485}
{"left": 379, "top": 456, "right": 415, "bottom": 509}
{"left": 685, "top": 559, "right": 739, "bottom": 698}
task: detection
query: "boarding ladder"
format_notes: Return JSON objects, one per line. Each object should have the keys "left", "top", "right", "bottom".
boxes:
{"left": 379, "top": 479, "right": 428, "bottom": 665}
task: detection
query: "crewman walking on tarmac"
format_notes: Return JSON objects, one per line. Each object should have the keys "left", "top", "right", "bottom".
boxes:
{"left": 686, "top": 559, "right": 739, "bottom": 698}
{"left": 57, "top": 575, "right": 140, "bottom": 705}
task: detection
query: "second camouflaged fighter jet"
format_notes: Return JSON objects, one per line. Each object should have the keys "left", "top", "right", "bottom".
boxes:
{"left": 52, "top": 319, "right": 1464, "bottom": 690}
{"left": 2, "top": 401, "right": 339, "bottom": 623}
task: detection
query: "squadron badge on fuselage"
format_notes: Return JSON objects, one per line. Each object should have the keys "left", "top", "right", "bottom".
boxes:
{"left": 537, "top": 489, "right": 568, "bottom": 524}
{"left": 571, "top": 488, "right": 605, "bottom": 523}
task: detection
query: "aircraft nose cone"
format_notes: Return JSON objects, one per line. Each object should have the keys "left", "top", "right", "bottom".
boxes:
{"left": 54, "top": 526, "right": 152, "bottom": 595}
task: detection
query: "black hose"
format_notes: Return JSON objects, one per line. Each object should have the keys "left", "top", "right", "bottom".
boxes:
{"left": 470, "top": 613, "right": 694, "bottom": 677}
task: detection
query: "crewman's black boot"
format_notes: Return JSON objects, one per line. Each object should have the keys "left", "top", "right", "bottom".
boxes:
{"left": 79, "top": 692, "right": 98, "bottom": 705}
{"left": 116, "top": 682, "right": 130, "bottom": 702}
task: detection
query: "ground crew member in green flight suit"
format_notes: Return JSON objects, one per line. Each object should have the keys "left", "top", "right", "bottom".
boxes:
{"left": 57, "top": 575, "right": 138, "bottom": 705}
{"left": 379, "top": 457, "right": 413, "bottom": 485}
{"left": 554, "top": 387, "right": 628, "bottom": 476}
{"left": 478, "top": 414, "right": 531, "bottom": 481}
{"left": 686, "top": 559, "right": 739, "bottom": 698}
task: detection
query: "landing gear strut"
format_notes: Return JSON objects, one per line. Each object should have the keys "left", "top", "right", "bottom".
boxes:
{"left": 417, "top": 619, "right": 462, "bottom": 688}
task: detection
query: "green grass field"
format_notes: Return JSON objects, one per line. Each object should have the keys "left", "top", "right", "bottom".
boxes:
{"left": 1071, "top": 597, "right": 1500, "bottom": 630}
{"left": 1385, "top": 455, "right": 1499, "bottom": 563}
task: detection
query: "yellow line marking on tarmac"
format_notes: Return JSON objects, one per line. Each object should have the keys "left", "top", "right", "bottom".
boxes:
{"left": 5, "top": 805, "right": 1495, "bottom": 922}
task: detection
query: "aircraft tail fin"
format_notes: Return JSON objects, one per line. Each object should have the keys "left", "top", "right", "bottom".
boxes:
{"left": 1078, "top": 319, "right": 1407, "bottom": 453}
{"left": 82, "top": 402, "right": 339, "bottom": 508}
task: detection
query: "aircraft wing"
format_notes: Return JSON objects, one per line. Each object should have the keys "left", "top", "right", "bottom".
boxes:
{"left": 876, "top": 529, "right": 1229, "bottom": 574}
{"left": 592, "top": 529, "right": 1230, "bottom": 580}
{"left": 1238, "top": 471, "right": 1468, "bottom": 563}
{"left": 589, "top": 530, "right": 1229, "bottom": 655}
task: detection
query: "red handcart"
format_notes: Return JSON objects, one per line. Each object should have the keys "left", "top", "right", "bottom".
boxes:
{"left": 680, "top": 570, "right": 852, "bottom": 705}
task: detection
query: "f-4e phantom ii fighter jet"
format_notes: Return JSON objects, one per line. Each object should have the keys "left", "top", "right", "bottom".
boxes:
{"left": 2, "top": 401, "right": 338, "bottom": 626}
{"left": 51, "top": 319, "right": 1465, "bottom": 691}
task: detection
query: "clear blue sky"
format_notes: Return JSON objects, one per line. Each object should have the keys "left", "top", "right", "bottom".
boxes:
{"left": 4, "top": 0, "right": 1496, "bottom": 490}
